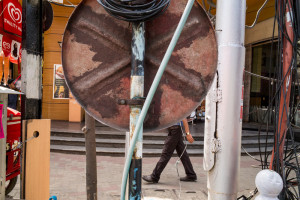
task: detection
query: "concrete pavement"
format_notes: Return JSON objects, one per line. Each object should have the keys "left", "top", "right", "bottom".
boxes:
{"left": 7, "top": 152, "right": 261, "bottom": 200}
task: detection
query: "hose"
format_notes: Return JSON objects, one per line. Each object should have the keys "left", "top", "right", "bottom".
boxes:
{"left": 120, "top": 0, "right": 195, "bottom": 199}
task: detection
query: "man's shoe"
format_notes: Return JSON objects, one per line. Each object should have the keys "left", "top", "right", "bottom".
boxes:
{"left": 180, "top": 176, "right": 197, "bottom": 182}
{"left": 142, "top": 175, "right": 158, "bottom": 183}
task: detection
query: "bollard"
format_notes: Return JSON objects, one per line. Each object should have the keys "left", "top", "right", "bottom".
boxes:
{"left": 255, "top": 169, "right": 283, "bottom": 200}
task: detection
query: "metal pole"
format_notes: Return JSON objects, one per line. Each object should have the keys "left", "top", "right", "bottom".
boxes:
{"left": 21, "top": 0, "right": 43, "bottom": 119}
{"left": 0, "top": 94, "right": 8, "bottom": 200}
{"left": 120, "top": 1, "right": 195, "bottom": 198}
{"left": 84, "top": 112, "right": 97, "bottom": 200}
{"left": 20, "top": 0, "right": 43, "bottom": 198}
{"left": 269, "top": 0, "right": 293, "bottom": 170}
{"left": 128, "top": 22, "right": 145, "bottom": 200}
{"left": 204, "top": 0, "right": 246, "bottom": 199}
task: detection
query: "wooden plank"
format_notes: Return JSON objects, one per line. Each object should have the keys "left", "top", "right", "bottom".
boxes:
{"left": 44, "top": 16, "right": 69, "bottom": 35}
{"left": 42, "top": 68, "right": 54, "bottom": 86}
{"left": 42, "top": 85, "right": 69, "bottom": 103}
{"left": 44, "top": 52, "right": 61, "bottom": 68}
{"left": 246, "top": 7, "right": 275, "bottom": 27}
{"left": 25, "top": 119, "right": 51, "bottom": 200}
{"left": 44, "top": 34, "right": 63, "bottom": 52}
{"left": 52, "top": 4, "right": 75, "bottom": 17}
{"left": 245, "top": 17, "right": 278, "bottom": 45}
{"left": 69, "top": 92, "right": 84, "bottom": 122}
{"left": 66, "top": 0, "right": 82, "bottom": 5}
{"left": 42, "top": 103, "right": 69, "bottom": 120}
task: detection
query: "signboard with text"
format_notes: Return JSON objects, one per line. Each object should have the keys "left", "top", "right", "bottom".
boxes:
{"left": 3, "top": 0, "right": 22, "bottom": 36}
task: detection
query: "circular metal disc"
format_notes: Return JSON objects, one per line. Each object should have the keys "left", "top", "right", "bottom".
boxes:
{"left": 62, "top": 0, "right": 217, "bottom": 132}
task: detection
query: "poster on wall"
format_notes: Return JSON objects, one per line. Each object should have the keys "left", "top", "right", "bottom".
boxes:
{"left": 10, "top": 40, "right": 20, "bottom": 60}
{"left": 53, "top": 64, "right": 69, "bottom": 99}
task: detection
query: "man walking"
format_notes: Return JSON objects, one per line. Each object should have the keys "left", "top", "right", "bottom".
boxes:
{"left": 142, "top": 118, "right": 197, "bottom": 183}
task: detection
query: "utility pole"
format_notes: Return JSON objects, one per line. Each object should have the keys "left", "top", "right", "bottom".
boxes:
{"left": 128, "top": 22, "right": 145, "bottom": 199}
{"left": 269, "top": 0, "right": 293, "bottom": 170}
{"left": 21, "top": 0, "right": 43, "bottom": 119}
{"left": 21, "top": 0, "right": 43, "bottom": 198}
{"left": 204, "top": 0, "right": 246, "bottom": 199}
{"left": 84, "top": 112, "right": 97, "bottom": 200}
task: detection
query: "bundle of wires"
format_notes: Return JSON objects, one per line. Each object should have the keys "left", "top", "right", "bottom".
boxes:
{"left": 238, "top": 0, "right": 300, "bottom": 199}
{"left": 96, "top": 0, "right": 170, "bottom": 22}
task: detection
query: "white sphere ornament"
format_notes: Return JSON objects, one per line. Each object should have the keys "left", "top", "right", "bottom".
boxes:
{"left": 255, "top": 169, "right": 283, "bottom": 200}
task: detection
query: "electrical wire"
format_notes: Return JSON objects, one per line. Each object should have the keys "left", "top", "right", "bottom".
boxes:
{"left": 256, "top": 0, "right": 300, "bottom": 199}
{"left": 119, "top": 1, "right": 195, "bottom": 199}
{"left": 174, "top": 125, "right": 192, "bottom": 200}
{"left": 96, "top": 0, "right": 170, "bottom": 22}
{"left": 241, "top": 145, "right": 262, "bottom": 162}
{"left": 246, "top": 0, "right": 270, "bottom": 28}
{"left": 241, "top": 1, "right": 300, "bottom": 199}
{"left": 48, "top": 0, "right": 77, "bottom": 7}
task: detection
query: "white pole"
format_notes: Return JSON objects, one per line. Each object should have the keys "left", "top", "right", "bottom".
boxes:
{"left": 204, "top": 0, "right": 246, "bottom": 199}
{"left": 0, "top": 94, "right": 8, "bottom": 200}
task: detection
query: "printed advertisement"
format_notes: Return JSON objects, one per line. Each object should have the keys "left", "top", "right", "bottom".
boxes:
{"left": 53, "top": 64, "right": 69, "bottom": 99}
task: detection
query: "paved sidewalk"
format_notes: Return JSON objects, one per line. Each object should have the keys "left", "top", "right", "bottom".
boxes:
{"left": 7, "top": 153, "right": 261, "bottom": 200}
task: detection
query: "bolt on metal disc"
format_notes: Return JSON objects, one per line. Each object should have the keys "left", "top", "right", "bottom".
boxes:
{"left": 62, "top": 0, "right": 217, "bottom": 132}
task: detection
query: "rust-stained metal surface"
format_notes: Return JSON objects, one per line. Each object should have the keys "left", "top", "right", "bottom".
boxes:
{"left": 62, "top": 0, "right": 217, "bottom": 132}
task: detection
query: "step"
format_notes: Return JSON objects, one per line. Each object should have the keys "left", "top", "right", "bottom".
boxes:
{"left": 50, "top": 145, "right": 203, "bottom": 157}
{"left": 50, "top": 136, "right": 204, "bottom": 149}
{"left": 51, "top": 129, "right": 271, "bottom": 142}
{"left": 51, "top": 135, "right": 274, "bottom": 150}
{"left": 50, "top": 144, "right": 274, "bottom": 157}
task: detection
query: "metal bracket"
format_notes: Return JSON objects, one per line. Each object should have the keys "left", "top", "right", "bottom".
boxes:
{"left": 211, "top": 138, "right": 221, "bottom": 153}
{"left": 118, "top": 98, "right": 145, "bottom": 106}
{"left": 211, "top": 88, "right": 222, "bottom": 102}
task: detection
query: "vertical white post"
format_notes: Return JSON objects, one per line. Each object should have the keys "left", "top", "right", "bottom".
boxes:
{"left": 204, "top": 0, "right": 246, "bottom": 199}
{"left": 0, "top": 94, "right": 8, "bottom": 200}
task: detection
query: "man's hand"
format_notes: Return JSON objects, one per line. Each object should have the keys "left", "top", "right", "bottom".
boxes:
{"left": 186, "top": 134, "right": 194, "bottom": 143}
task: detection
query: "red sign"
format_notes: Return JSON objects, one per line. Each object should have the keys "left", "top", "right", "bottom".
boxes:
{"left": 0, "top": 1, "right": 4, "bottom": 30}
{"left": 2, "top": 36, "right": 12, "bottom": 57}
{"left": 3, "top": 0, "right": 22, "bottom": 36}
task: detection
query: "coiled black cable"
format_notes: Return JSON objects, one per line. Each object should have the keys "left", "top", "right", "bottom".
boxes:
{"left": 96, "top": 0, "right": 170, "bottom": 22}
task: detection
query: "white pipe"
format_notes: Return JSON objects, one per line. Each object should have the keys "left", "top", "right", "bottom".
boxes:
{"left": 0, "top": 94, "right": 8, "bottom": 200}
{"left": 204, "top": 0, "right": 246, "bottom": 199}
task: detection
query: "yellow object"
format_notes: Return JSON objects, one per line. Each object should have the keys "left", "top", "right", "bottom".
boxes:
{"left": 24, "top": 119, "right": 51, "bottom": 200}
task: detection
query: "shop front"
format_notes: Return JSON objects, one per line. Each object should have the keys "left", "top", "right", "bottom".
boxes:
{"left": 0, "top": 0, "right": 22, "bottom": 112}
{"left": 42, "top": 0, "right": 84, "bottom": 122}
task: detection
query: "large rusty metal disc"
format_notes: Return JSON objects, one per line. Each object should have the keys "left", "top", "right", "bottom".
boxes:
{"left": 62, "top": 0, "right": 217, "bottom": 132}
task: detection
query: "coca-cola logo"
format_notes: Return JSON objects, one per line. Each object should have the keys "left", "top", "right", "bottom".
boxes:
{"left": 3, "top": 41, "right": 10, "bottom": 50}
{"left": 7, "top": 2, "right": 21, "bottom": 24}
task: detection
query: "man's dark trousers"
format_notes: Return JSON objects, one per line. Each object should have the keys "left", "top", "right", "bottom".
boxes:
{"left": 151, "top": 125, "right": 197, "bottom": 182}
